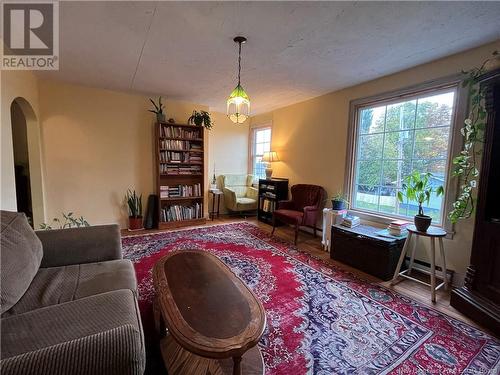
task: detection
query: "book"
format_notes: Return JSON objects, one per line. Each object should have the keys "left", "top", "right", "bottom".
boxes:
{"left": 375, "top": 229, "right": 408, "bottom": 240}
{"left": 390, "top": 220, "right": 409, "bottom": 227}
{"left": 341, "top": 215, "right": 360, "bottom": 228}
{"left": 387, "top": 220, "right": 409, "bottom": 236}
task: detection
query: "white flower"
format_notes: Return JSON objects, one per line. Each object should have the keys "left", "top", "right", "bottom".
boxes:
{"left": 470, "top": 180, "right": 476, "bottom": 188}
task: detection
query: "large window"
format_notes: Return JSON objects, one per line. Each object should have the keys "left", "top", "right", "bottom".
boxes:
{"left": 350, "top": 88, "right": 457, "bottom": 224}
{"left": 250, "top": 127, "right": 271, "bottom": 180}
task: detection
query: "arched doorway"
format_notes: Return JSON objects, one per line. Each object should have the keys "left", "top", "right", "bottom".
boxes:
{"left": 10, "top": 98, "right": 44, "bottom": 227}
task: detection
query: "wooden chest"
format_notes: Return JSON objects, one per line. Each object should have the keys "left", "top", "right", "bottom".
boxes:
{"left": 330, "top": 224, "right": 406, "bottom": 281}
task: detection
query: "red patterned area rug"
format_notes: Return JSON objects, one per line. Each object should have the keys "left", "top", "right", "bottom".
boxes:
{"left": 122, "top": 222, "right": 500, "bottom": 374}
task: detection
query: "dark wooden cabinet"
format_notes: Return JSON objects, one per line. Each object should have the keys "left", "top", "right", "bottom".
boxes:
{"left": 450, "top": 68, "right": 500, "bottom": 335}
{"left": 330, "top": 224, "right": 406, "bottom": 281}
{"left": 257, "top": 178, "right": 288, "bottom": 225}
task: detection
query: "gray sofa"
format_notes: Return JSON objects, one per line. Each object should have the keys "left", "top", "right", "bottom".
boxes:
{"left": 0, "top": 211, "right": 145, "bottom": 375}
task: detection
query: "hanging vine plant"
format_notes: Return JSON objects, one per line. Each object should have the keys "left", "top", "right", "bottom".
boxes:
{"left": 449, "top": 51, "right": 499, "bottom": 223}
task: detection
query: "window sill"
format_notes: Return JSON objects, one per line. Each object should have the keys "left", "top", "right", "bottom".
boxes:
{"left": 348, "top": 209, "right": 455, "bottom": 239}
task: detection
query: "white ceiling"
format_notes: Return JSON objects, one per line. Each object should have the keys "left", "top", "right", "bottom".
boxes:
{"left": 38, "top": 1, "right": 500, "bottom": 114}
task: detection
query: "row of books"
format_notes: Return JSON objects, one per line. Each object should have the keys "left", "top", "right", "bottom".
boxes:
{"left": 159, "top": 164, "right": 202, "bottom": 175}
{"left": 160, "top": 184, "right": 202, "bottom": 198}
{"left": 160, "top": 125, "right": 201, "bottom": 139}
{"left": 261, "top": 192, "right": 276, "bottom": 199}
{"left": 160, "top": 139, "right": 202, "bottom": 151}
{"left": 159, "top": 151, "right": 202, "bottom": 163}
{"left": 341, "top": 214, "right": 360, "bottom": 228}
{"left": 260, "top": 184, "right": 275, "bottom": 191}
{"left": 160, "top": 203, "right": 203, "bottom": 222}
{"left": 260, "top": 198, "right": 276, "bottom": 213}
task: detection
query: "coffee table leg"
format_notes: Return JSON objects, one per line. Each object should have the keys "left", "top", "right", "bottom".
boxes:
{"left": 233, "top": 356, "right": 242, "bottom": 375}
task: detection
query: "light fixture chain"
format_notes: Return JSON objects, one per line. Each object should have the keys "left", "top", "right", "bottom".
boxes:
{"left": 237, "top": 41, "right": 242, "bottom": 86}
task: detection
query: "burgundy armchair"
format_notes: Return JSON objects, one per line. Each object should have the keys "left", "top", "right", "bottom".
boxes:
{"left": 271, "top": 184, "right": 326, "bottom": 245}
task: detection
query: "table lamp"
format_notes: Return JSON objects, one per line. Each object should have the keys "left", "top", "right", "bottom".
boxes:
{"left": 262, "top": 151, "right": 280, "bottom": 179}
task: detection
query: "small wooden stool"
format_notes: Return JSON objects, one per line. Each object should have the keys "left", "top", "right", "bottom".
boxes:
{"left": 391, "top": 225, "right": 448, "bottom": 302}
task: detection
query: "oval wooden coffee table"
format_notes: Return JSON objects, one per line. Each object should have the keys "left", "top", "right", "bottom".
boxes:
{"left": 153, "top": 250, "right": 266, "bottom": 375}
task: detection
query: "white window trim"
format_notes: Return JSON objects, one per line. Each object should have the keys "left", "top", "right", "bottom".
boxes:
{"left": 249, "top": 123, "right": 272, "bottom": 182}
{"left": 344, "top": 74, "right": 468, "bottom": 239}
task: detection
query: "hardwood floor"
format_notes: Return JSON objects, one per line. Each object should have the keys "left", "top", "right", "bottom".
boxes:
{"left": 122, "top": 216, "right": 493, "bottom": 336}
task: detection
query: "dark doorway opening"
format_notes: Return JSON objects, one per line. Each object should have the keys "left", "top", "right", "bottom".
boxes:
{"left": 11, "top": 100, "right": 33, "bottom": 225}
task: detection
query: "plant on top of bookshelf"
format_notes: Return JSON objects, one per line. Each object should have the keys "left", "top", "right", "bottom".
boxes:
{"left": 39, "top": 212, "right": 90, "bottom": 230}
{"left": 397, "top": 171, "right": 444, "bottom": 232}
{"left": 188, "top": 110, "right": 213, "bottom": 130}
{"left": 331, "top": 191, "right": 349, "bottom": 210}
{"left": 149, "top": 96, "right": 166, "bottom": 122}
{"left": 125, "top": 189, "right": 143, "bottom": 230}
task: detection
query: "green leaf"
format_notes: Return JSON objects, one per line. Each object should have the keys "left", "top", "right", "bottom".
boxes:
{"left": 397, "top": 191, "right": 404, "bottom": 203}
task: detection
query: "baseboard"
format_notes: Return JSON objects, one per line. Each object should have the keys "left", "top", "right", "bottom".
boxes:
{"left": 403, "top": 257, "right": 465, "bottom": 287}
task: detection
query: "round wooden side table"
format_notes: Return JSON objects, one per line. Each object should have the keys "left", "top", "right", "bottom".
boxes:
{"left": 391, "top": 225, "right": 447, "bottom": 302}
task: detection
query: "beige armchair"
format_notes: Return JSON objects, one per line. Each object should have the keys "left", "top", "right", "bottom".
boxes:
{"left": 221, "top": 174, "right": 258, "bottom": 213}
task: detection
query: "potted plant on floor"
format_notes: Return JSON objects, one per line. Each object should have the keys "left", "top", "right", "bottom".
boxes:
{"left": 126, "top": 189, "right": 143, "bottom": 231}
{"left": 397, "top": 171, "right": 444, "bottom": 232}
{"left": 149, "top": 96, "right": 166, "bottom": 123}
{"left": 331, "top": 191, "right": 349, "bottom": 210}
{"left": 188, "top": 110, "right": 213, "bottom": 130}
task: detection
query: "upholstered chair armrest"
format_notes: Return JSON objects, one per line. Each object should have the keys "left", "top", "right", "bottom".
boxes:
{"left": 303, "top": 205, "right": 320, "bottom": 226}
{"left": 36, "top": 224, "right": 122, "bottom": 268}
{"left": 277, "top": 200, "right": 295, "bottom": 210}
{"left": 246, "top": 187, "right": 259, "bottom": 200}
{"left": 222, "top": 187, "right": 237, "bottom": 210}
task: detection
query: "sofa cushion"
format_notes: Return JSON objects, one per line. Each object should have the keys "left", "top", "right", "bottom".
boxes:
{"left": 0, "top": 290, "right": 145, "bottom": 375}
{"left": 0, "top": 211, "right": 43, "bottom": 314}
{"left": 3, "top": 259, "right": 137, "bottom": 317}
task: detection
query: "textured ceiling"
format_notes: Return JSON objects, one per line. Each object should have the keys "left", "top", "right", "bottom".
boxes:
{"left": 37, "top": 1, "right": 500, "bottom": 114}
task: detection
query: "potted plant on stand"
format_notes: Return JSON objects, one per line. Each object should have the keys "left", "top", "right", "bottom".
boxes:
{"left": 331, "top": 192, "right": 349, "bottom": 210}
{"left": 149, "top": 96, "right": 166, "bottom": 123}
{"left": 126, "top": 189, "right": 143, "bottom": 231}
{"left": 397, "top": 171, "right": 444, "bottom": 232}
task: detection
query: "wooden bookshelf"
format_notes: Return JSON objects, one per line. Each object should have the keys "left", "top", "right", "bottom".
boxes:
{"left": 155, "top": 122, "right": 206, "bottom": 229}
{"left": 257, "top": 178, "right": 289, "bottom": 225}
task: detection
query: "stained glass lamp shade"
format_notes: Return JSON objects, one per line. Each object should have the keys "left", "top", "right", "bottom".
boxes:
{"left": 227, "top": 84, "right": 250, "bottom": 124}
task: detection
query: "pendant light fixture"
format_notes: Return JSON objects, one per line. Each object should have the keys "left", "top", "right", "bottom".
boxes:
{"left": 227, "top": 36, "right": 250, "bottom": 124}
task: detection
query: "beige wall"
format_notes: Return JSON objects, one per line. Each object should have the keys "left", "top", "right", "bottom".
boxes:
{"left": 1, "top": 69, "right": 45, "bottom": 226}
{"left": 38, "top": 79, "right": 209, "bottom": 228}
{"left": 252, "top": 40, "right": 500, "bottom": 284}
{"left": 207, "top": 111, "right": 249, "bottom": 213}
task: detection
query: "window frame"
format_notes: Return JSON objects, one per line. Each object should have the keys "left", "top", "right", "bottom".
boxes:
{"left": 249, "top": 124, "right": 272, "bottom": 182}
{"left": 344, "top": 74, "right": 468, "bottom": 238}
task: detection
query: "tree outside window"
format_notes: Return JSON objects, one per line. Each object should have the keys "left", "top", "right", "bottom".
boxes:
{"left": 352, "top": 91, "right": 455, "bottom": 223}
